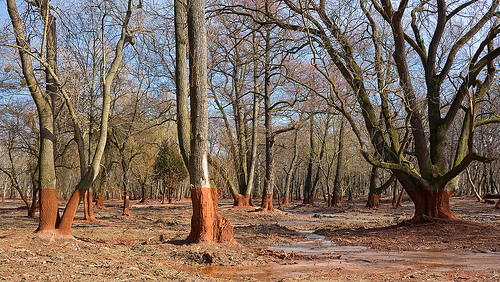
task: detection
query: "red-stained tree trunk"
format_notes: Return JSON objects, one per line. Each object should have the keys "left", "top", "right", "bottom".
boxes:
{"left": 7, "top": 0, "right": 59, "bottom": 232}
{"left": 83, "top": 191, "right": 97, "bottom": 221}
{"left": 122, "top": 192, "right": 131, "bottom": 216}
{"left": 96, "top": 194, "right": 105, "bottom": 209}
{"left": 178, "top": 0, "right": 235, "bottom": 243}
{"left": 7, "top": 0, "right": 137, "bottom": 236}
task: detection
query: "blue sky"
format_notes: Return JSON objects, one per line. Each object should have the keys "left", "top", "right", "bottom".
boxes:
{"left": 1, "top": 2, "right": 9, "bottom": 21}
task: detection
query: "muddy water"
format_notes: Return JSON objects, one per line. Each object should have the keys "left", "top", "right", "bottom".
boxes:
{"left": 200, "top": 230, "right": 500, "bottom": 280}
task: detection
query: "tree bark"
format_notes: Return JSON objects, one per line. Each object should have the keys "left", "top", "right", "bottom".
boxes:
{"left": 183, "top": 0, "right": 234, "bottom": 243}
{"left": 261, "top": 26, "right": 275, "bottom": 212}
{"left": 366, "top": 166, "right": 381, "bottom": 209}
{"left": 366, "top": 194, "right": 381, "bottom": 209}
{"left": 174, "top": 0, "right": 190, "bottom": 166}
{"left": 303, "top": 117, "right": 315, "bottom": 205}
{"left": 96, "top": 194, "right": 105, "bottom": 209}
{"left": 122, "top": 192, "right": 131, "bottom": 216}
{"left": 233, "top": 194, "right": 251, "bottom": 206}
{"left": 87, "top": 191, "right": 96, "bottom": 221}
{"left": 406, "top": 189, "right": 457, "bottom": 220}
{"left": 332, "top": 117, "right": 345, "bottom": 207}
{"left": 7, "top": 0, "right": 60, "bottom": 233}
{"left": 283, "top": 130, "right": 299, "bottom": 207}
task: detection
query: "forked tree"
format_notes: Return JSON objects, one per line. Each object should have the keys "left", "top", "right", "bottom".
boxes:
{"left": 6, "top": 0, "right": 140, "bottom": 235}
{"left": 257, "top": 0, "right": 500, "bottom": 220}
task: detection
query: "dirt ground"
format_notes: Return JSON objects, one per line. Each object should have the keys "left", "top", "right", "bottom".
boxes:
{"left": 0, "top": 195, "right": 499, "bottom": 281}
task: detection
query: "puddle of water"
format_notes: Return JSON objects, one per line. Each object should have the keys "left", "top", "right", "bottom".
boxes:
{"left": 216, "top": 225, "right": 500, "bottom": 280}
{"left": 276, "top": 221, "right": 319, "bottom": 226}
{"left": 268, "top": 240, "right": 368, "bottom": 256}
{"left": 298, "top": 229, "right": 326, "bottom": 240}
{"left": 479, "top": 213, "right": 500, "bottom": 217}
{"left": 197, "top": 248, "right": 500, "bottom": 280}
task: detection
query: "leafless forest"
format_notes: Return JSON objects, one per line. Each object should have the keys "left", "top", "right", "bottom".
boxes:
{"left": 1, "top": 0, "right": 500, "bottom": 280}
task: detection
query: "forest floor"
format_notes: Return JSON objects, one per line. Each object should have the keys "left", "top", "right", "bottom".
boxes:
{"left": 0, "top": 195, "right": 499, "bottom": 281}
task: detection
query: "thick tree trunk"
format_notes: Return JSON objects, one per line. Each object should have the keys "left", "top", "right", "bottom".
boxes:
{"left": 183, "top": 0, "right": 234, "bottom": 244}
{"left": 233, "top": 194, "right": 251, "bottom": 206}
{"left": 283, "top": 195, "right": 290, "bottom": 206}
{"left": 96, "top": 194, "right": 105, "bottom": 209}
{"left": 139, "top": 195, "right": 149, "bottom": 204}
{"left": 186, "top": 188, "right": 234, "bottom": 243}
{"left": 366, "top": 194, "right": 380, "bottom": 209}
{"left": 303, "top": 195, "right": 315, "bottom": 205}
{"left": 332, "top": 194, "right": 343, "bottom": 207}
{"left": 366, "top": 166, "right": 381, "bottom": 209}
{"left": 38, "top": 188, "right": 58, "bottom": 232}
{"left": 261, "top": 194, "right": 274, "bottom": 211}
{"left": 406, "top": 189, "right": 457, "bottom": 220}
{"left": 54, "top": 188, "right": 86, "bottom": 235}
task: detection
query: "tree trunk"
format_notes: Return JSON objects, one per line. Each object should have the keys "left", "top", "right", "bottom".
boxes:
{"left": 233, "top": 194, "right": 251, "bottom": 206}
{"left": 261, "top": 194, "right": 274, "bottom": 211}
{"left": 7, "top": 0, "right": 61, "bottom": 233}
{"left": 406, "top": 189, "right": 457, "bottom": 220}
{"left": 303, "top": 118, "right": 315, "bottom": 205}
{"left": 139, "top": 195, "right": 149, "bottom": 204}
{"left": 122, "top": 192, "right": 131, "bottom": 216}
{"left": 332, "top": 194, "right": 343, "bottom": 207}
{"left": 283, "top": 195, "right": 290, "bottom": 206}
{"left": 244, "top": 38, "right": 261, "bottom": 204}
{"left": 96, "top": 194, "right": 105, "bottom": 209}
{"left": 54, "top": 188, "right": 86, "bottom": 235}
{"left": 186, "top": 188, "right": 234, "bottom": 243}
{"left": 395, "top": 189, "right": 404, "bottom": 208}
{"left": 366, "top": 166, "right": 381, "bottom": 209}
{"left": 366, "top": 194, "right": 380, "bottom": 209}
{"left": 174, "top": 0, "right": 190, "bottom": 166}
{"left": 86, "top": 190, "right": 96, "bottom": 221}
{"left": 38, "top": 188, "right": 58, "bottom": 232}
{"left": 391, "top": 180, "right": 403, "bottom": 208}
{"left": 183, "top": 0, "right": 234, "bottom": 243}
{"left": 28, "top": 191, "right": 39, "bottom": 218}
{"left": 83, "top": 191, "right": 89, "bottom": 220}
{"left": 332, "top": 117, "right": 345, "bottom": 207}
{"left": 261, "top": 26, "right": 275, "bottom": 212}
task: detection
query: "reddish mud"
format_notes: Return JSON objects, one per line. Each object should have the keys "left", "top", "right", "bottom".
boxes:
{"left": 0, "top": 196, "right": 499, "bottom": 281}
